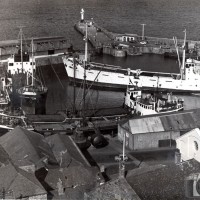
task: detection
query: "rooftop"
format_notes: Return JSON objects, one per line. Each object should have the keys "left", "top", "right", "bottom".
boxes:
{"left": 0, "top": 163, "right": 46, "bottom": 199}
{"left": 120, "top": 108, "right": 200, "bottom": 135}
{"left": 84, "top": 177, "right": 141, "bottom": 200}
{"left": 45, "top": 134, "right": 91, "bottom": 167}
{"left": 126, "top": 159, "right": 200, "bottom": 200}
{"left": 0, "top": 126, "right": 57, "bottom": 170}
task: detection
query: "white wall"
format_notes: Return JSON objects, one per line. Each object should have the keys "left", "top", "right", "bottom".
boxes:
{"left": 176, "top": 128, "right": 200, "bottom": 162}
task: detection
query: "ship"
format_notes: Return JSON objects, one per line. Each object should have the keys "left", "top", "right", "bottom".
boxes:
{"left": 124, "top": 85, "right": 184, "bottom": 116}
{"left": 63, "top": 29, "right": 200, "bottom": 93}
{"left": 17, "top": 38, "right": 48, "bottom": 115}
{"left": 6, "top": 29, "right": 48, "bottom": 114}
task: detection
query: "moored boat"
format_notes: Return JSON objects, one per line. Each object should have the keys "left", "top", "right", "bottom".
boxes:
{"left": 124, "top": 86, "right": 184, "bottom": 116}
{"left": 17, "top": 38, "right": 48, "bottom": 114}
{"left": 63, "top": 29, "right": 200, "bottom": 93}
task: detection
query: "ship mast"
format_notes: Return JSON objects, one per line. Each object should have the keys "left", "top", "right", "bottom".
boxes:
{"left": 181, "top": 29, "right": 186, "bottom": 80}
{"left": 19, "top": 27, "right": 24, "bottom": 73}
{"left": 82, "top": 22, "right": 88, "bottom": 126}
{"left": 173, "top": 36, "right": 181, "bottom": 70}
{"left": 31, "top": 38, "right": 34, "bottom": 86}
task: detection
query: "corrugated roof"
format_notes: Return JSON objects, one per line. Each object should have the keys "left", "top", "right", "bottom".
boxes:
{"left": 124, "top": 109, "right": 200, "bottom": 134}
{"left": 128, "top": 117, "right": 164, "bottom": 134}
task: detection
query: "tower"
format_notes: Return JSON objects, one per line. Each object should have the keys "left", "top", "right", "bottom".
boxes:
{"left": 80, "top": 8, "right": 84, "bottom": 22}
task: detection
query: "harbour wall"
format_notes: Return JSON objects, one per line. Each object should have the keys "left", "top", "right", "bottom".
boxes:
{"left": 0, "top": 36, "right": 70, "bottom": 58}
{"left": 75, "top": 20, "right": 200, "bottom": 57}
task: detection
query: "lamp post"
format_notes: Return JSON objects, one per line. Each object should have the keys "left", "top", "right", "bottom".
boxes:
{"left": 141, "top": 24, "right": 146, "bottom": 41}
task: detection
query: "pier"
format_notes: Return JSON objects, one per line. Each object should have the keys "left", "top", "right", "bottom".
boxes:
{"left": 75, "top": 10, "right": 200, "bottom": 58}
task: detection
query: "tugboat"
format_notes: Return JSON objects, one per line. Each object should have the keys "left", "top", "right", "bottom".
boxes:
{"left": 124, "top": 85, "right": 184, "bottom": 116}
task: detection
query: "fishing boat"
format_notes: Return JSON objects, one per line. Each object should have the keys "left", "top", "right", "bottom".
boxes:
{"left": 17, "top": 38, "right": 48, "bottom": 114}
{"left": 5, "top": 28, "right": 48, "bottom": 114}
{"left": 124, "top": 85, "right": 184, "bottom": 116}
{"left": 63, "top": 29, "right": 200, "bottom": 93}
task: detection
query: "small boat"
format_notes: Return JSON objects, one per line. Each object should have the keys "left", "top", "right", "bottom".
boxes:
{"left": 124, "top": 86, "right": 184, "bottom": 116}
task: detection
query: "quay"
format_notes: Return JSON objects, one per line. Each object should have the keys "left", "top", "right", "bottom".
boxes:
{"left": 75, "top": 9, "right": 200, "bottom": 58}
{"left": 0, "top": 36, "right": 71, "bottom": 58}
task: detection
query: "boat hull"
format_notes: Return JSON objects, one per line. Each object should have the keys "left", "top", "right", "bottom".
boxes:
{"left": 63, "top": 56, "right": 200, "bottom": 94}
{"left": 68, "top": 77, "right": 200, "bottom": 94}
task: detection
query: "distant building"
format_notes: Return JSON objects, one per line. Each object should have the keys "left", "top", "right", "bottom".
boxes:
{"left": 176, "top": 128, "right": 200, "bottom": 162}
{"left": 115, "top": 34, "right": 139, "bottom": 42}
{"left": 118, "top": 110, "right": 200, "bottom": 150}
{"left": 84, "top": 177, "right": 141, "bottom": 200}
{"left": 0, "top": 163, "right": 47, "bottom": 200}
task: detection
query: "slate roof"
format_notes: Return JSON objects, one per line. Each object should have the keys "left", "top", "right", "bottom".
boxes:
{"left": 126, "top": 159, "right": 200, "bottom": 200}
{"left": 0, "top": 126, "right": 57, "bottom": 169}
{"left": 0, "top": 144, "right": 9, "bottom": 167}
{"left": 120, "top": 109, "right": 200, "bottom": 134}
{"left": 0, "top": 163, "right": 46, "bottom": 199}
{"left": 84, "top": 177, "right": 141, "bottom": 200}
{"left": 45, "top": 134, "right": 90, "bottom": 167}
{"left": 45, "top": 166, "right": 99, "bottom": 190}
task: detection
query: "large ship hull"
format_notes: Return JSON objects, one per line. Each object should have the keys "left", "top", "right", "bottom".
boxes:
{"left": 63, "top": 56, "right": 200, "bottom": 93}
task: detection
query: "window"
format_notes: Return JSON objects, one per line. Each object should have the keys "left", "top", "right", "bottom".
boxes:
{"left": 194, "top": 141, "right": 199, "bottom": 151}
{"left": 9, "top": 63, "right": 14, "bottom": 66}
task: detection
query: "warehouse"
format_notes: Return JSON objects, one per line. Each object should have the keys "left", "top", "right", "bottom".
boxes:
{"left": 118, "top": 109, "right": 200, "bottom": 150}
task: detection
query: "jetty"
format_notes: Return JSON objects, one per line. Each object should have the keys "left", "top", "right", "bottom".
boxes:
{"left": 75, "top": 9, "right": 200, "bottom": 58}
{"left": 0, "top": 36, "right": 71, "bottom": 59}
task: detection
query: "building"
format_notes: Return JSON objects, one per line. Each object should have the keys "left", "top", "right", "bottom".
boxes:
{"left": 118, "top": 109, "right": 200, "bottom": 150}
{"left": 176, "top": 128, "right": 200, "bottom": 162}
{"left": 126, "top": 159, "right": 200, "bottom": 199}
{"left": 45, "top": 165, "right": 101, "bottom": 199}
{"left": 45, "top": 134, "right": 91, "bottom": 167}
{"left": 115, "top": 34, "right": 139, "bottom": 43}
{"left": 0, "top": 126, "right": 58, "bottom": 172}
{"left": 0, "top": 163, "right": 47, "bottom": 200}
{"left": 43, "top": 134, "right": 104, "bottom": 199}
{"left": 84, "top": 177, "right": 141, "bottom": 200}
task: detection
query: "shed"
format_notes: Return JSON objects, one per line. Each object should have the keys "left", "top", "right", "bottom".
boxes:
{"left": 118, "top": 110, "right": 200, "bottom": 150}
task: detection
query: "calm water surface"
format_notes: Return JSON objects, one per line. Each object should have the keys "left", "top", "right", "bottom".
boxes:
{"left": 1, "top": 0, "right": 200, "bottom": 113}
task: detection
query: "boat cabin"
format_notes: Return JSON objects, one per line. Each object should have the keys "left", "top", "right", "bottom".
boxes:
{"left": 7, "top": 52, "right": 35, "bottom": 75}
{"left": 124, "top": 87, "right": 184, "bottom": 116}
